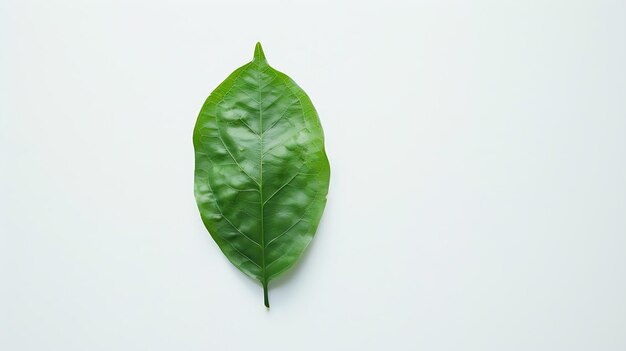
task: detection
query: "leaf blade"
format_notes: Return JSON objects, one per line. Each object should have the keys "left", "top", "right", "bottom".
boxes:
{"left": 193, "top": 43, "right": 330, "bottom": 307}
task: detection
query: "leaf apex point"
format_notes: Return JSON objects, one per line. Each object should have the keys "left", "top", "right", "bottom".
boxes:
{"left": 253, "top": 42, "right": 266, "bottom": 63}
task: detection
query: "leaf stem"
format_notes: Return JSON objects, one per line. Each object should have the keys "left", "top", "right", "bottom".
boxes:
{"left": 263, "top": 281, "right": 270, "bottom": 308}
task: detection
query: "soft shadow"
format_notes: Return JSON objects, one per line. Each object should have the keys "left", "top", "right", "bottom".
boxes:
{"left": 269, "top": 214, "right": 327, "bottom": 290}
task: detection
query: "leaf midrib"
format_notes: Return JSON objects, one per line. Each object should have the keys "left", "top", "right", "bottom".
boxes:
{"left": 256, "top": 54, "right": 267, "bottom": 292}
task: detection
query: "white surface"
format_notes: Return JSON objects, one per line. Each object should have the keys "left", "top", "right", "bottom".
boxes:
{"left": 2, "top": 0, "right": 626, "bottom": 350}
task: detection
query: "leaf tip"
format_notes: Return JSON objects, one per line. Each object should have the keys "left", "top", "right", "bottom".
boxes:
{"left": 253, "top": 42, "right": 267, "bottom": 64}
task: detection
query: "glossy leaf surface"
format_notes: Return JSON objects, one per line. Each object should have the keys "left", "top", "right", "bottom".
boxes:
{"left": 193, "top": 43, "right": 330, "bottom": 308}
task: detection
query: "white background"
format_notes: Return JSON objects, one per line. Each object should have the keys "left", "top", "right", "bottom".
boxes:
{"left": 2, "top": 0, "right": 626, "bottom": 350}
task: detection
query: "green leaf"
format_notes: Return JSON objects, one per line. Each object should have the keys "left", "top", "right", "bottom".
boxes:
{"left": 193, "top": 43, "right": 330, "bottom": 308}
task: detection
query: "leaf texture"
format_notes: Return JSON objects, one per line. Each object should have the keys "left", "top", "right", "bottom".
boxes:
{"left": 193, "top": 43, "right": 330, "bottom": 307}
